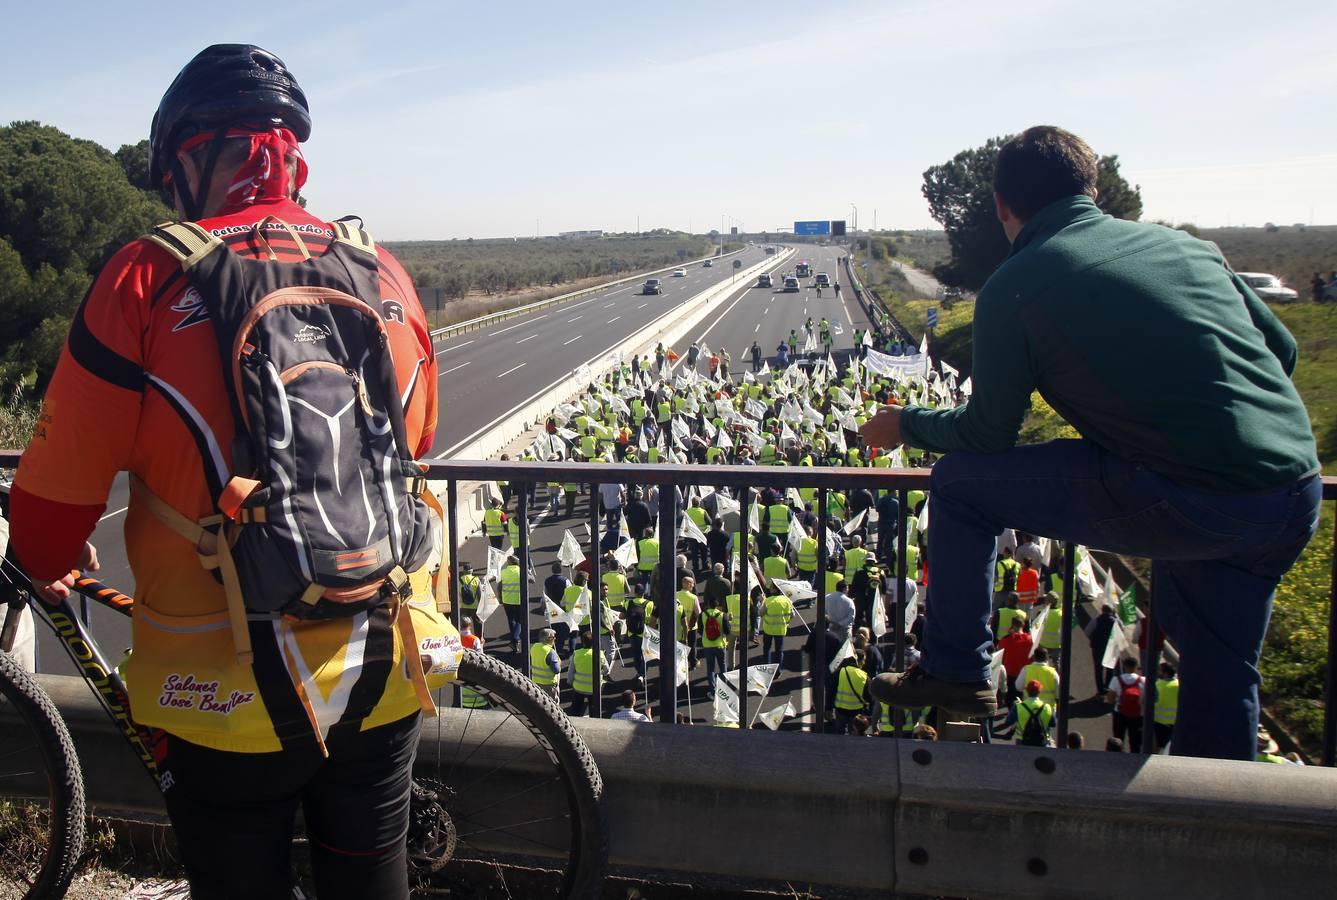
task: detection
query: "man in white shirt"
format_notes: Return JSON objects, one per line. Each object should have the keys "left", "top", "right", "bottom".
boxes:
{"left": 1106, "top": 657, "right": 1146, "bottom": 751}
{"left": 825, "top": 579, "right": 856, "bottom": 644}
{"left": 599, "top": 482, "right": 625, "bottom": 535}
{"left": 610, "top": 689, "right": 651, "bottom": 723}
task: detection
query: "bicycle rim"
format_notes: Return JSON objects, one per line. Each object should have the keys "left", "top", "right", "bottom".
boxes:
{"left": 0, "top": 651, "right": 86, "bottom": 899}
{"left": 418, "top": 648, "right": 605, "bottom": 898}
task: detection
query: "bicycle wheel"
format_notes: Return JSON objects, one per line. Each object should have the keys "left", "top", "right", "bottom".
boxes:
{"left": 0, "top": 651, "right": 86, "bottom": 899}
{"left": 411, "top": 648, "right": 605, "bottom": 898}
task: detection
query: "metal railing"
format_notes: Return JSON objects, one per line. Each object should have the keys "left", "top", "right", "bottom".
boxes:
{"left": 424, "top": 459, "right": 1337, "bottom": 764}
{"left": 427, "top": 248, "right": 751, "bottom": 343}
{"left": 3, "top": 450, "right": 1333, "bottom": 764}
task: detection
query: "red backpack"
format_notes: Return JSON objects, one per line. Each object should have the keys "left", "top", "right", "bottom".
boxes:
{"left": 704, "top": 611, "right": 724, "bottom": 642}
{"left": 1117, "top": 677, "right": 1142, "bottom": 718}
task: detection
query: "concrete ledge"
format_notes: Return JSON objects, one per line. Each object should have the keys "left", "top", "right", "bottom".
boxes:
{"left": 6, "top": 674, "right": 1336, "bottom": 896}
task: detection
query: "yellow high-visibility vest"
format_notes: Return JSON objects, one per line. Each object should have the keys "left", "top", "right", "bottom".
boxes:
{"left": 834, "top": 664, "right": 869, "bottom": 711}
{"left": 796, "top": 536, "right": 818, "bottom": 571}
{"left": 767, "top": 503, "right": 790, "bottom": 535}
{"left": 637, "top": 538, "right": 660, "bottom": 572}
{"left": 1155, "top": 678, "right": 1179, "bottom": 726}
{"left": 499, "top": 565, "right": 522, "bottom": 605}
{"left": 484, "top": 508, "right": 506, "bottom": 537}
{"left": 531, "top": 644, "right": 559, "bottom": 686}
{"left": 572, "top": 648, "right": 595, "bottom": 695}
{"left": 1019, "top": 662, "right": 1059, "bottom": 705}
{"left": 762, "top": 595, "right": 792, "bottom": 636}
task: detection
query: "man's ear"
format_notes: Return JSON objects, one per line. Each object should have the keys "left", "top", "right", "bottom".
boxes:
{"left": 994, "top": 191, "right": 1013, "bottom": 227}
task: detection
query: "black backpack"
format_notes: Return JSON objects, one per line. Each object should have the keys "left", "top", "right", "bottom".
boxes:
{"left": 1018, "top": 700, "right": 1052, "bottom": 747}
{"left": 142, "top": 218, "right": 433, "bottom": 659}
{"left": 624, "top": 599, "right": 646, "bottom": 635}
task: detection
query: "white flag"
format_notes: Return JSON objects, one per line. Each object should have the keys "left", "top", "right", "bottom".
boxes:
{"left": 544, "top": 598, "right": 566, "bottom": 625}
{"left": 713, "top": 677, "right": 740, "bottom": 725}
{"left": 786, "top": 518, "right": 805, "bottom": 558}
{"left": 680, "top": 513, "right": 709, "bottom": 546}
{"left": 1103, "top": 621, "right": 1132, "bottom": 671}
{"left": 675, "top": 641, "right": 691, "bottom": 685}
{"left": 638, "top": 430, "right": 649, "bottom": 455}
{"left": 989, "top": 648, "right": 1006, "bottom": 693}
{"left": 487, "top": 546, "right": 507, "bottom": 581}
{"left": 1029, "top": 606, "right": 1050, "bottom": 651}
{"left": 724, "top": 663, "right": 779, "bottom": 697}
{"left": 642, "top": 624, "right": 660, "bottom": 662}
{"left": 476, "top": 579, "right": 500, "bottom": 624}
{"left": 757, "top": 700, "right": 795, "bottom": 731}
{"left": 558, "top": 530, "right": 585, "bottom": 567}
{"left": 715, "top": 428, "right": 733, "bottom": 450}
{"left": 871, "top": 587, "right": 887, "bottom": 638}
{"left": 829, "top": 637, "right": 854, "bottom": 674}
{"left": 759, "top": 361, "right": 770, "bottom": 378}
{"left": 842, "top": 509, "right": 867, "bottom": 536}
{"left": 861, "top": 330, "right": 873, "bottom": 348}
{"left": 773, "top": 578, "right": 817, "bottom": 602}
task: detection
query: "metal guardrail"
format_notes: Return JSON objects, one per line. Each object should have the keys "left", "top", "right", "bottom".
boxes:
{"left": 427, "top": 247, "right": 751, "bottom": 343}
{"left": 4, "top": 679, "right": 1336, "bottom": 896}
{"left": 2, "top": 450, "right": 1334, "bottom": 763}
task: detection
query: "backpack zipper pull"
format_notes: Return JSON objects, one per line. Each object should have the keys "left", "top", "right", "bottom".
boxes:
{"left": 347, "top": 368, "right": 375, "bottom": 417}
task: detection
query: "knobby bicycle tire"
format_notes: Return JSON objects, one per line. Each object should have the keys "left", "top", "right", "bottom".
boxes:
{"left": 445, "top": 649, "right": 606, "bottom": 898}
{"left": 0, "top": 651, "right": 86, "bottom": 899}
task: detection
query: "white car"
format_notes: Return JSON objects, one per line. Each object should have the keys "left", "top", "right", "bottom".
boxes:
{"left": 1238, "top": 272, "right": 1298, "bottom": 303}
{"left": 814, "top": 272, "right": 831, "bottom": 288}
{"left": 672, "top": 268, "right": 687, "bottom": 277}
{"left": 782, "top": 276, "right": 800, "bottom": 293}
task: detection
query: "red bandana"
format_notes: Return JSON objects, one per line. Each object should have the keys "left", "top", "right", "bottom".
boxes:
{"left": 172, "top": 127, "right": 308, "bottom": 208}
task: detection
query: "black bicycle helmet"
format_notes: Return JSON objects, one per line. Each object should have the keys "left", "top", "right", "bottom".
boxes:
{"left": 149, "top": 44, "right": 311, "bottom": 192}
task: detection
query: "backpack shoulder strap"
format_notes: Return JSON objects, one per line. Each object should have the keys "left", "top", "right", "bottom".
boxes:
{"left": 332, "top": 218, "right": 376, "bottom": 256}
{"left": 145, "top": 221, "right": 224, "bottom": 270}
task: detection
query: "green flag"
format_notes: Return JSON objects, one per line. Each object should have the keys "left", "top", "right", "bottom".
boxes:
{"left": 1117, "top": 582, "right": 1139, "bottom": 626}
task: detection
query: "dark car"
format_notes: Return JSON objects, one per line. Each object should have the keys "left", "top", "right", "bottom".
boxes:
{"left": 757, "top": 273, "right": 773, "bottom": 288}
{"left": 643, "top": 278, "right": 663, "bottom": 295}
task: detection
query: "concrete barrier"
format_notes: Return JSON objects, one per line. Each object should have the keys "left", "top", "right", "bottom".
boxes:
{"left": 6, "top": 675, "right": 1336, "bottom": 897}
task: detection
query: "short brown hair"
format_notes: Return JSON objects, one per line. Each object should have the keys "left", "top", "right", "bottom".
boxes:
{"left": 994, "top": 126, "right": 1098, "bottom": 220}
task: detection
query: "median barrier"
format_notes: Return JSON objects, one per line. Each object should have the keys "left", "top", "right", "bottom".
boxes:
{"left": 7, "top": 676, "right": 1336, "bottom": 896}
{"left": 429, "top": 250, "right": 794, "bottom": 548}
{"left": 429, "top": 248, "right": 749, "bottom": 343}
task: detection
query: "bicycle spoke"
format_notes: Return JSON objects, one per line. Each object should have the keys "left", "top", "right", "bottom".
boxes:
{"left": 456, "top": 814, "right": 573, "bottom": 854}
{"left": 455, "top": 774, "right": 561, "bottom": 820}
{"left": 443, "top": 709, "right": 513, "bottom": 776}
{"left": 449, "top": 740, "right": 545, "bottom": 796}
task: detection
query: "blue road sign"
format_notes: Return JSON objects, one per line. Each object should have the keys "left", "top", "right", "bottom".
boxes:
{"left": 793, "top": 220, "right": 831, "bottom": 236}
{"left": 927, "top": 307, "right": 938, "bottom": 328}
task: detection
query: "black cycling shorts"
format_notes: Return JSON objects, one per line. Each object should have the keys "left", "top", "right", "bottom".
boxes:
{"left": 162, "top": 712, "right": 420, "bottom": 900}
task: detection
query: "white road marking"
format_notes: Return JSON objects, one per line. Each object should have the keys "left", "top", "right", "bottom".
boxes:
{"left": 604, "top": 302, "right": 616, "bottom": 308}
{"left": 568, "top": 315, "right": 582, "bottom": 322}
{"left": 637, "top": 303, "right": 648, "bottom": 309}
{"left": 434, "top": 339, "right": 474, "bottom": 357}
{"left": 608, "top": 316, "right": 621, "bottom": 324}
{"left": 497, "top": 363, "right": 527, "bottom": 378}
{"left": 764, "top": 307, "right": 770, "bottom": 315}
{"left": 441, "top": 361, "right": 472, "bottom": 375}
{"left": 515, "top": 334, "right": 538, "bottom": 344}
{"left": 563, "top": 335, "right": 582, "bottom": 345}
{"left": 753, "top": 324, "right": 760, "bottom": 333}
{"left": 493, "top": 321, "right": 526, "bottom": 335}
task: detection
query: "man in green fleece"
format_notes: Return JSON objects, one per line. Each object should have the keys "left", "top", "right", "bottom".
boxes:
{"left": 861, "top": 126, "right": 1320, "bottom": 761}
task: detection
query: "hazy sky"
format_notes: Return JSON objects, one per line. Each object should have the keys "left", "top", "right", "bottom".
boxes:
{"left": 6, "top": 0, "right": 1335, "bottom": 239}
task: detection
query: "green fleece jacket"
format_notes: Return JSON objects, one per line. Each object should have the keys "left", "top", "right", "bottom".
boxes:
{"left": 900, "top": 195, "right": 1317, "bottom": 491}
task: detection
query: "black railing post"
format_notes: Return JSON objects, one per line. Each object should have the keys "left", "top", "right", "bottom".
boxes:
{"left": 814, "top": 488, "right": 828, "bottom": 732}
{"left": 1141, "top": 572, "right": 1161, "bottom": 755}
{"left": 1326, "top": 510, "right": 1337, "bottom": 767}
{"left": 447, "top": 480, "right": 461, "bottom": 708}
{"left": 658, "top": 483, "right": 677, "bottom": 723}
{"left": 893, "top": 488, "right": 909, "bottom": 737}
{"left": 739, "top": 485, "right": 752, "bottom": 730}
{"left": 1057, "top": 542, "right": 1076, "bottom": 745}
{"left": 590, "top": 482, "right": 603, "bottom": 719}
{"left": 517, "top": 485, "right": 532, "bottom": 678}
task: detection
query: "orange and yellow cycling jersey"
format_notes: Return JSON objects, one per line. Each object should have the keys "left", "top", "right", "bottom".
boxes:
{"left": 12, "top": 197, "right": 457, "bottom": 752}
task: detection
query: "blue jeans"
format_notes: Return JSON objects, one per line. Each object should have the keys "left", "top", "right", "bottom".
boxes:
{"left": 703, "top": 647, "right": 725, "bottom": 692}
{"left": 503, "top": 603, "right": 524, "bottom": 646}
{"left": 762, "top": 634, "right": 784, "bottom": 668}
{"left": 922, "top": 439, "right": 1320, "bottom": 762}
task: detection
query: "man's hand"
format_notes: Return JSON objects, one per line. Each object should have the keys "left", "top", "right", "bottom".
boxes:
{"left": 34, "top": 542, "right": 99, "bottom": 606}
{"left": 859, "top": 405, "right": 905, "bottom": 452}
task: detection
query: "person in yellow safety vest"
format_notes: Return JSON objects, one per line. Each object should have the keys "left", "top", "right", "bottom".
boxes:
{"left": 1038, "top": 593, "right": 1070, "bottom": 655}
{"left": 796, "top": 526, "right": 819, "bottom": 585}
{"left": 761, "top": 592, "right": 794, "bottom": 668}
{"left": 458, "top": 562, "right": 483, "bottom": 634}
{"left": 1255, "top": 729, "right": 1289, "bottom": 764}
{"left": 994, "top": 595, "right": 1027, "bottom": 641}
{"left": 637, "top": 528, "right": 660, "bottom": 579}
{"left": 699, "top": 596, "right": 730, "bottom": 695}
{"left": 844, "top": 536, "right": 869, "bottom": 578}
{"left": 1015, "top": 680, "right": 1055, "bottom": 747}
{"left": 646, "top": 445, "right": 661, "bottom": 464}
{"left": 1015, "top": 647, "right": 1060, "bottom": 707}
{"left": 828, "top": 491, "right": 848, "bottom": 523}
{"left": 994, "top": 547, "right": 1021, "bottom": 600}
{"left": 845, "top": 446, "right": 862, "bottom": 467}
{"left": 561, "top": 571, "right": 591, "bottom": 655}
{"left": 530, "top": 628, "right": 562, "bottom": 701}
{"left": 569, "top": 631, "right": 608, "bottom": 718}
{"left": 905, "top": 489, "right": 926, "bottom": 517}
{"left": 674, "top": 575, "right": 701, "bottom": 645}
{"left": 496, "top": 555, "right": 527, "bottom": 651}
{"left": 506, "top": 513, "right": 522, "bottom": 549}
{"left": 656, "top": 397, "right": 672, "bottom": 424}
{"left": 878, "top": 703, "right": 931, "bottom": 737}
{"left": 871, "top": 449, "right": 892, "bottom": 469}
{"left": 686, "top": 499, "right": 710, "bottom": 570}
{"left": 758, "top": 441, "right": 777, "bottom": 465}
{"left": 833, "top": 651, "right": 872, "bottom": 734}
{"left": 705, "top": 444, "right": 725, "bottom": 465}
{"left": 483, "top": 498, "right": 507, "bottom": 549}
{"left": 579, "top": 428, "right": 598, "bottom": 461}
{"left": 763, "top": 553, "right": 790, "bottom": 590}
{"left": 602, "top": 564, "right": 629, "bottom": 611}
{"left": 905, "top": 543, "right": 922, "bottom": 583}
{"left": 767, "top": 500, "right": 791, "bottom": 536}
{"left": 1154, "top": 661, "right": 1179, "bottom": 752}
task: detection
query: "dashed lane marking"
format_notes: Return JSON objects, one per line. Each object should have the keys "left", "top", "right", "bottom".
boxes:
{"left": 515, "top": 334, "right": 538, "bottom": 344}
{"left": 441, "top": 361, "right": 472, "bottom": 375}
{"left": 497, "top": 363, "right": 527, "bottom": 378}
{"left": 563, "top": 335, "right": 582, "bottom": 345}
{"left": 434, "top": 339, "right": 474, "bottom": 357}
